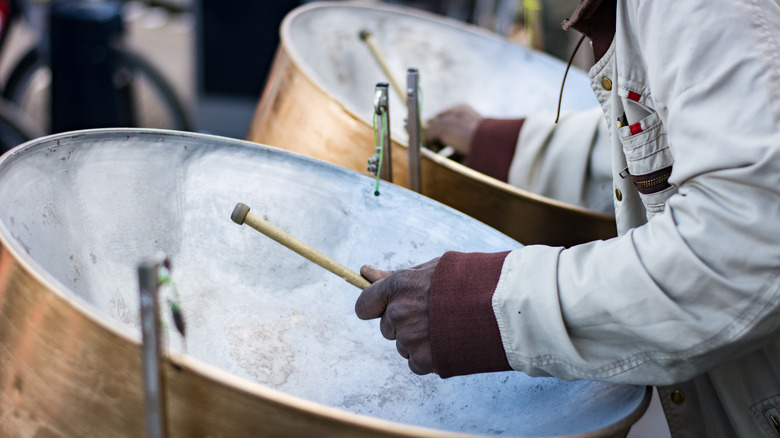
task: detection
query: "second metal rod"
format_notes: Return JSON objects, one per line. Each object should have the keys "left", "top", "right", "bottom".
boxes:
{"left": 406, "top": 68, "right": 422, "bottom": 193}
{"left": 138, "top": 258, "right": 167, "bottom": 438}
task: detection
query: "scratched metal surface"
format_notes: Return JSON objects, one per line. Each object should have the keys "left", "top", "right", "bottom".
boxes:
{"left": 0, "top": 129, "right": 644, "bottom": 436}
{"left": 282, "top": 1, "right": 599, "bottom": 143}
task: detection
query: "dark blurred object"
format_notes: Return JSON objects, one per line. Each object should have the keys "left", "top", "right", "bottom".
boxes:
{"left": 49, "top": 1, "right": 129, "bottom": 133}
{"left": 195, "top": 0, "right": 302, "bottom": 138}
{"left": 540, "top": 0, "right": 592, "bottom": 68}
{"left": 383, "top": 0, "right": 478, "bottom": 24}
{"left": 385, "top": 0, "right": 520, "bottom": 36}
{"left": 390, "top": 0, "right": 591, "bottom": 68}
{"left": 0, "top": 0, "right": 44, "bottom": 154}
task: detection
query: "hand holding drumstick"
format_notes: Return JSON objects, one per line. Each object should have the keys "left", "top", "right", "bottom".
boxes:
{"left": 423, "top": 104, "right": 483, "bottom": 158}
{"left": 231, "top": 202, "right": 436, "bottom": 375}
{"left": 355, "top": 260, "right": 437, "bottom": 376}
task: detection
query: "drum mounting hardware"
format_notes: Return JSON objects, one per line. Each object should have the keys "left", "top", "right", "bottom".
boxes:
{"left": 369, "top": 83, "right": 392, "bottom": 194}
{"left": 138, "top": 253, "right": 171, "bottom": 438}
{"left": 406, "top": 68, "right": 422, "bottom": 193}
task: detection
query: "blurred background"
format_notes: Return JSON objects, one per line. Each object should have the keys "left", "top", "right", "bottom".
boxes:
{"left": 0, "top": 0, "right": 590, "bottom": 154}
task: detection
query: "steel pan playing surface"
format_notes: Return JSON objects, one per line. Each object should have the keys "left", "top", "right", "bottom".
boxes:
{"left": 0, "top": 129, "right": 648, "bottom": 437}
{"left": 280, "top": 1, "right": 599, "bottom": 138}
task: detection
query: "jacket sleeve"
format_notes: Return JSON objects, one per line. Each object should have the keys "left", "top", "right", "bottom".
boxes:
{"left": 491, "top": 0, "right": 780, "bottom": 386}
{"left": 508, "top": 107, "right": 613, "bottom": 214}
{"left": 467, "top": 107, "right": 613, "bottom": 215}
{"left": 465, "top": 118, "right": 524, "bottom": 182}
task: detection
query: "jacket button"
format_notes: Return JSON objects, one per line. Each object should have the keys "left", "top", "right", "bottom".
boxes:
{"left": 601, "top": 77, "right": 613, "bottom": 90}
{"left": 615, "top": 188, "right": 622, "bottom": 201}
{"left": 671, "top": 390, "right": 685, "bottom": 404}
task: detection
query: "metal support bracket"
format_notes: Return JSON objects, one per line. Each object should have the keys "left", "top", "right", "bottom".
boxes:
{"left": 138, "top": 254, "right": 169, "bottom": 438}
{"left": 368, "top": 82, "right": 392, "bottom": 182}
{"left": 406, "top": 68, "right": 422, "bottom": 193}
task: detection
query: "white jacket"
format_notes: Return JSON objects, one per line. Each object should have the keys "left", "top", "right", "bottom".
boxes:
{"left": 495, "top": 0, "right": 780, "bottom": 436}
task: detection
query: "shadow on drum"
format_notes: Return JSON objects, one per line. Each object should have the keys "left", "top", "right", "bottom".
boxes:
{"left": 248, "top": 1, "right": 617, "bottom": 248}
{"left": 0, "top": 129, "right": 648, "bottom": 437}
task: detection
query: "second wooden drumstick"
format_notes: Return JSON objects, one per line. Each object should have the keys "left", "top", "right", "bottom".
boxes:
{"left": 359, "top": 29, "right": 406, "bottom": 103}
{"left": 230, "top": 202, "right": 371, "bottom": 290}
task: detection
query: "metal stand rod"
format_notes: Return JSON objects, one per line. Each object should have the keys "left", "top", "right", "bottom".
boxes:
{"left": 231, "top": 203, "right": 371, "bottom": 290}
{"left": 375, "top": 83, "right": 392, "bottom": 182}
{"left": 406, "top": 68, "right": 422, "bottom": 193}
{"left": 138, "top": 258, "right": 167, "bottom": 438}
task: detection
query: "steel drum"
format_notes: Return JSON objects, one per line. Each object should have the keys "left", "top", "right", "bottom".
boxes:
{"left": 0, "top": 129, "right": 648, "bottom": 437}
{"left": 248, "top": 1, "right": 616, "bottom": 248}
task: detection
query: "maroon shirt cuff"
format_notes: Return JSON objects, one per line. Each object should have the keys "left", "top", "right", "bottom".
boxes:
{"left": 465, "top": 118, "right": 524, "bottom": 182}
{"left": 429, "top": 250, "right": 512, "bottom": 378}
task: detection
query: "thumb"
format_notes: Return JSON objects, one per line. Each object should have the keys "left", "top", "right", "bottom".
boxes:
{"left": 355, "top": 265, "right": 393, "bottom": 320}
{"left": 360, "top": 265, "right": 391, "bottom": 283}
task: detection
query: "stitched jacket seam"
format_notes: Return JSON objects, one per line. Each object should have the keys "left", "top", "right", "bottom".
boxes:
{"left": 516, "top": 271, "right": 780, "bottom": 381}
{"left": 750, "top": 0, "right": 780, "bottom": 124}
{"left": 626, "top": 143, "right": 672, "bottom": 164}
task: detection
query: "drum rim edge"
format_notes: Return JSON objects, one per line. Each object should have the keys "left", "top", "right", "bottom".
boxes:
{"left": 0, "top": 128, "right": 643, "bottom": 437}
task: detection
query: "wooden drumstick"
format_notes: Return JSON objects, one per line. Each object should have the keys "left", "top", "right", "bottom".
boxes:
{"left": 359, "top": 29, "right": 406, "bottom": 103}
{"left": 231, "top": 203, "right": 371, "bottom": 290}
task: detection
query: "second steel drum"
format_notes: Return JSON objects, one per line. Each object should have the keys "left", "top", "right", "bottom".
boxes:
{"left": 0, "top": 129, "right": 648, "bottom": 437}
{"left": 248, "top": 1, "right": 616, "bottom": 247}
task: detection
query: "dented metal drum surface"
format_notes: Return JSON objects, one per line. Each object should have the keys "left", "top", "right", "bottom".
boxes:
{"left": 0, "top": 129, "right": 649, "bottom": 437}
{"left": 249, "top": 1, "right": 617, "bottom": 248}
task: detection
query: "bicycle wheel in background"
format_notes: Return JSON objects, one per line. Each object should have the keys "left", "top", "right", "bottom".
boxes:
{"left": 0, "top": 96, "right": 44, "bottom": 155}
{"left": 2, "top": 45, "right": 193, "bottom": 134}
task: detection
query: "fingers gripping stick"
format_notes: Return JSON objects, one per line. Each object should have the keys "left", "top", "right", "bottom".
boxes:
{"left": 231, "top": 203, "right": 371, "bottom": 290}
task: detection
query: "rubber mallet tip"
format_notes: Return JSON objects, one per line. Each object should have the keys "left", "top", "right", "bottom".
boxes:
{"left": 231, "top": 203, "right": 250, "bottom": 225}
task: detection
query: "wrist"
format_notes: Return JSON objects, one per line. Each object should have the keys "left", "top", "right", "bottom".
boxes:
{"left": 429, "top": 250, "right": 512, "bottom": 378}
{"left": 465, "top": 118, "right": 525, "bottom": 182}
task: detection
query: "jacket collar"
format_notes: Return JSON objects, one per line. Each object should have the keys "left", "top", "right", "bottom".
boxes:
{"left": 563, "top": 0, "right": 616, "bottom": 62}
